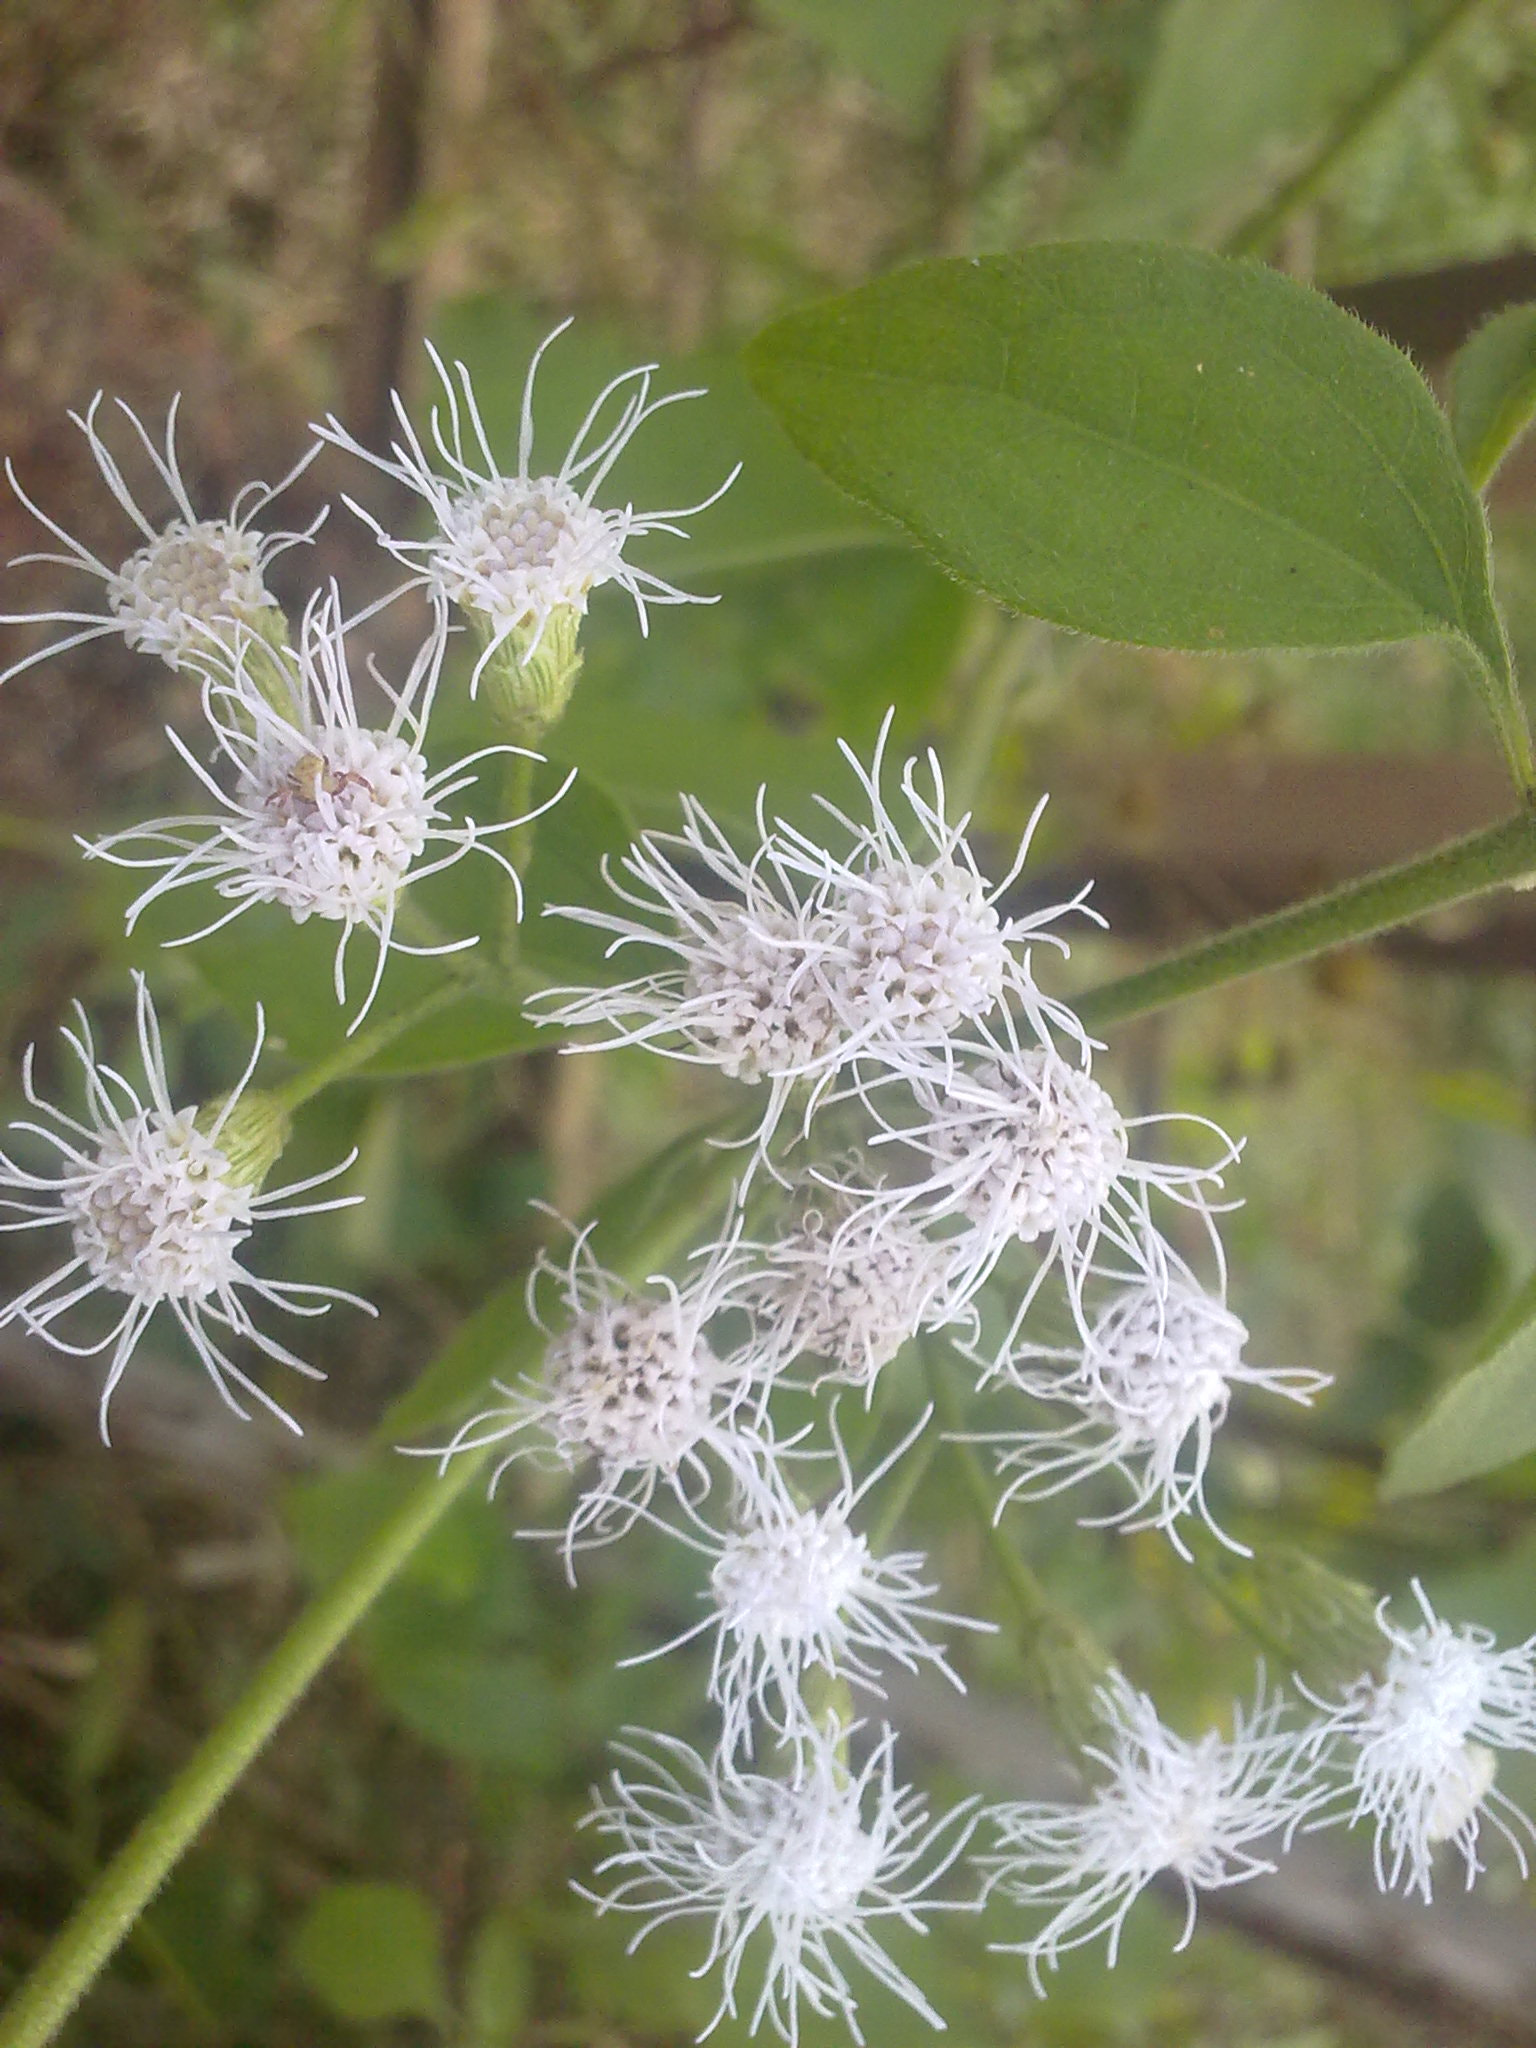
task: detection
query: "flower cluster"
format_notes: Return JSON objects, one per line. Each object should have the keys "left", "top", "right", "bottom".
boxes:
{"left": 977, "top": 1584, "right": 1536, "bottom": 1985}
{"left": 1, "top": 326, "right": 732, "bottom": 1426}
{"left": 8, "top": 336, "right": 1535, "bottom": 2048}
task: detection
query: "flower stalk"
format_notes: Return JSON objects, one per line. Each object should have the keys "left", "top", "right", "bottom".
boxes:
{"left": 0, "top": 1442, "right": 492, "bottom": 2048}
{"left": 1075, "top": 806, "right": 1536, "bottom": 1033}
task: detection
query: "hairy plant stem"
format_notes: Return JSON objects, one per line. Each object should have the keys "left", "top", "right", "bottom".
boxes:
{"left": 0, "top": 1120, "right": 736, "bottom": 2048}
{"left": 924, "top": 1346, "right": 1108, "bottom": 1748}
{"left": 945, "top": 613, "right": 1044, "bottom": 823}
{"left": 272, "top": 978, "right": 466, "bottom": 1110}
{"left": 1223, "top": 0, "right": 1495, "bottom": 259}
{"left": 0, "top": 1445, "right": 490, "bottom": 2048}
{"left": 1075, "top": 806, "right": 1536, "bottom": 1033}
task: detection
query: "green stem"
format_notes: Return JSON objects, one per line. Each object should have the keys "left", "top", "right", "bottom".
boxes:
{"left": 0, "top": 1121, "right": 737, "bottom": 2047}
{"left": 923, "top": 1347, "right": 1108, "bottom": 1746}
{"left": 0, "top": 1788, "right": 220, "bottom": 2038}
{"left": 499, "top": 749, "right": 539, "bottom": 968}
{"left": 945, "top": 616, "right": 1045, "bottom": 823}
{"left": 1075, "top": 806, "right": 1536, "bottom": 1033}
{"left": 1224, "top": 0, "right": 1494, "bottom": 258}
{"left": 273, "top": 980, "right": 466, "bottom": 1111}
{"left": 867, "top": 1428, "right": 937, "bottom": 1553}
{"left": 0, "top": 1448, "right": 488, "bottom": 2048}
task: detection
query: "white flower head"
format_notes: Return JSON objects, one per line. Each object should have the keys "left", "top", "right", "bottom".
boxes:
{"left": 625, "top": 1407, "right": 994, "bottom": 1752}
{"left": 980, "top": 1673, "right": 1315, "bottom": 1993}
{"left": 1303, "top": 1580, "right": 1536, "bottom": 1900}
{"left": 721, "top": 1175, "right": 978, "bottom": 1393}
{"left": 0, "top": 974, "right": 370, "bottom": 1441}
{"left": 529, "top": 790, "right": 847, "bottom": 1162}
{"left": 82, "top": 587, "right": 567, "bottom": 1032}
{"left": 774, "top": 710, "right": 1100, "bottom": 1072}
{"left": 578, "top": 1721, "right": 977, "bottom": 2046}
{"left": 413, "top": 1220, "right": 747, "bottom": 1576}
{"left": 860, "top": 1027, "right": 1239, "bottom": 1330}
{"left": 314, "top": 324, "right": 739, "bottom": 690}
{"left": 975, "top": 1251, "right": 1328, "bottom": 1558}
{"left": 1, "top": 392, "right": 321, "bottom": 682}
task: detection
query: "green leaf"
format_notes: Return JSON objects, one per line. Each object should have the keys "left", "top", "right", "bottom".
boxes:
{"left": 1077, "top": 0, "right": 1399, "bottom": 241}
{"left": 1450, "top": 302, "right": 1536, "bottom": 492}
{"left": 745, "top": 246, "right": 1526, "bottom": 775}
{"left": 756, "top": 0, "right": 995, "bottom": 109}
{"left": 95, "top": 852, "right": 540, "bottom": 1080}
{"left": 1383, "top": 1310, "right": 1536, "bottom": 1499}
{"left": 1398, "top": 1180, "right": 1503, "bottom": 1334}
{"left": 289, "top": 1881, "right": 448, "bottom": 2025}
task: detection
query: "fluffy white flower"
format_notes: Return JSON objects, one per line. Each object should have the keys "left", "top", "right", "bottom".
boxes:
{"left": 413, "top": 1221, "right": 749, "bottom": 1575}
{"left": 578, "top": 1721, "right": 977, "bottom": 2045}
{"left": 979, "top": 1674, "right": 1315, "bottom": 1992}
{"left": 0, "top": 974, "right": 369, "bottom": 1440}
{"left": 973, "top": 1252, "right": 1328, "bottom": 1557}
{"left": 532, "top": 722, "right": 1099, "bottom": 1172}
{"left": 313, "top": 325, "right": 738, "bottom": 688}
{"left": 625, "top": 1408, "right": 993, "bottom": 1750}
{"left": 528, "top": 790, "right": 846, "bottom": 1159}
{"left": 720, "top": 1177, "right": 978, "bottom": 1393}
{"left": 82, "top": 589, "right": 566, "bottom": 1031}
{"left": 859, "top": 1027, "right": 1238, "bottom": 1329}
{"left": 1302, "top": 1580, "right": 1536, "bottom": 1900}
{"left": 1, "top": 392, "right": 320, "bottom": 682}
{"left": 773, "top": 710, "right": 1098, "bottom": 1072}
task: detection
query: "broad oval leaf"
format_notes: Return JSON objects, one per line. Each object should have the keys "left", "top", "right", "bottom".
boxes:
{"left": 289, "top": 1882, "right": 448, "bottom": 2026}
{"left": 1450, "top": 302, "right": 1536, "bottom": 493}
{"left": 744, "top": 245, "right": 1507, "bottom": 678}
{"left": 1382, "top": 1313, "right": 1536, "bottom": 1499}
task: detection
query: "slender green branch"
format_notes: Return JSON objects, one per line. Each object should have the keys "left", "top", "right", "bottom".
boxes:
{"left": 273, "top": 979, "right": 467, "bottom": 1111}
{"left": 945, "top": 615, "right": 1044, "bottom": 823}
{"left": 0, "top": 1447, "right": 489, "bottom": 2048}
{"left": 0, "top": 1121, "right": 739, "bottom": 2048}
{"left": 1075, "top": 806, "right": 1536, "bottom": 1033}
{"left": 0, "top": 1788, "right": 220, "bottom": 2038}
{"left": 867, "top": 1427, "right": 938, "bottom": 1553}
{"left": 923, "top": 1346, "right": 1108, "bottom": 1746}
{"left": 1224, "top": 0, "right": 1494, "bottom": 258}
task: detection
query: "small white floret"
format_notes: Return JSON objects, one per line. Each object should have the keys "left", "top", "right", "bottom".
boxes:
{"left": 721, "top": 1177, "right": 978, "bottom": 1393}
{"left": 82, "top": 588, "right": 567, "bottom": 1032}
{"left": 528, "top": 791, "right": 846, "bottom": 1161}
{"left": 313, "top": 325, "right": 738, "bottom": 689}
{"left": 1302, "top": 1579, "right": 1536, "bottom": 1900}
{"left": 973, "top": 1254, "right": 1328, "bottom": 1557}
{"left": 774, "top": 709, "right": 1099, "bottom": 1072}
{"left": 0, "top": 974, "right": 370, "bottom": 1440}
{"left": 979, "top": 1673, "right": 1317, "bottom": 1992}
{"left": 578, "top": 1721, "right": 977, "bottom": 2045}
{"left": 860, "top": 1027, "right": 1239, "bottom": 1328}
{"left": 411, "top": 1221, "right": 747, "bottom": 1576}
{"left": 1, "top": 393, "right": 320, "bottom": 682}
{"left": 625, "top": 1408, "right": 993, "bottom": 1750}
